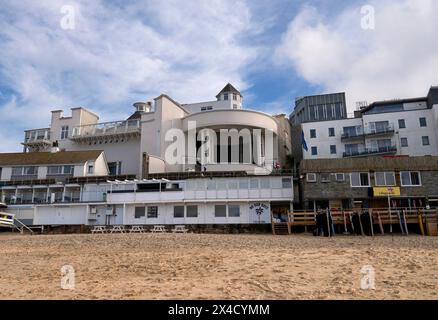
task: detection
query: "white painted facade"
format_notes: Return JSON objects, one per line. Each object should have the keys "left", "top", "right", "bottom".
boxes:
{"left": 300, "top": 100, "right": 438, "bottom": 159}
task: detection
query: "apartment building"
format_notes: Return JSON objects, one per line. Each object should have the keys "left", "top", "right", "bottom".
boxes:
{"left": 291, "top": 87, "right": 438, "bottom": 161}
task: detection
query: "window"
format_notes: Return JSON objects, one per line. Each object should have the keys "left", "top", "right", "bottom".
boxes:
{"left": 310, "top": 129, "right": 316, "bottom": 138}
{"left": 311, "top": 146, "right": 318, "bottom": 156}
{"left": 47, "top": 165, "right": 74, "bottom": 175}
{"left": 207, "top": 179, "right": 216, "bottom": 190}
{"left": 422, "top": 136, "right": 430, "bottom": 146}
{"left": 147, "top": 206, "right": 158, "bottom": 218}
{"left": 228, "top": 205, "right": 240, "bottom": 217}
{"left": 400, "top": 138, "right": 408, "bottom": 147}
{"left": 233, "top": 93, "right": 237, "bottom": 101}
{"left": 61, "top": 125, "right": 69, "bottom": 139}
{"left": 321, "top": 173, "right": 330, "bottom": 183}
{"left": 328, "top": 128, "right": 335, "bottom": 137}
{"left": 400, "top": 172, "right": 421, "bottom": 186}
{"left": 375, "top": 172, "right": 396, "bottom": 186}
{"left": 214, "top": 205, "right": 226, "bottom": 217}
{"left": 335, "top": 173, "right": 345, "bottom": 182}
{"left": 87, "top": 163, "right": 94, "bottom": 174}
{"left": 249, "top": 179, "right": 259, "bottom": 189}
{"left": 419, "top": 117, "right": 427, "bottom": 127}
{"left": 201, "top": 107, "right": 207, "bottom": 111}
{"left": 350, "top": 172, "right": 370, "bottom": 187}
{"left": 398, "top": 119, "right": 406, "bottom": 129}
{"left": 306, "top": 173, "right": 317, "bottom": 182}
{"left": 186, "top": 205, "right": 198, "bottom": 218}
{"left": 239, "top": 179, "right": 249, "bottom": 189}
{"left": 134, "top": 207, "right": 145, "bottom": 219}
{"left": 173, "top": 206, "right": 184, "bottom": 218}
{"left": 216, "top": 180, "right": 227, "bottom": 190}
{"left": 108, "top": 162, "right": 121, "bottom": 176}
{"left": 233, "top": 104, "right": 238, "bottom": 109}
{"left": 12, "top": 166, "right": 37, "bottom": 176}
{"left": 282, "top": 178, "right": 292, "bottom": 188}
{"left": 206, "top": 106, "right": 213, "bottom": 110}
{"left": 330, "top": 145, "right": 337, "bottom": 155}
{"left": 223, "top": 93, "right": 229, "bottom": 101}
{"left": 228, "top": 180, "right": 238, "bottom": 190}
{"left": 260, "top": 178, "right": 270, "bottom": 189}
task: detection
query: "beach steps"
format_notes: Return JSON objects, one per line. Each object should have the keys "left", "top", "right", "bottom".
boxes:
{"left": 272, "top": 223, "right": 290, "bottom": 235}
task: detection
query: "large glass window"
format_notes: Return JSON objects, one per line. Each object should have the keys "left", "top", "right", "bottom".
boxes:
{"left": 260, "top": 179, "right": 270, "bottom": 189}
{"left": 249, "top": 179, "right": 259, "bottom": 189}
{"left": 214, "top": 205, "right": 226, "bottom": 217}
{"left": 228, "top": 180, "right": 238, "bottom": 190}
{"left": 375, "top": 172, "right": 395, "bottom": 186}
{"left": 350, "top": 172, "right": 370, "bottom": 187}
{"left": 239, "top": 179, "right": 249, "bottom": 189}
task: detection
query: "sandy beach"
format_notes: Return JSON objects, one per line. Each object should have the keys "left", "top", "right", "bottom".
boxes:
{"left": 0, "top": 233, "right": 437, "bottom": 300}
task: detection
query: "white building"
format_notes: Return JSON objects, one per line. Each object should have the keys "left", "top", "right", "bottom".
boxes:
{"left": 293, "top": 87, "right": 438, "bottom": 161}
{"left": 2, "top": 84, "right": 294, "bottom": 228}
{"left": 22, "top": 83, "right": 291, "bottom": 176}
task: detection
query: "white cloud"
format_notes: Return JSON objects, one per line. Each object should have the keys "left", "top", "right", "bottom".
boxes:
{"left": 0, "top": 0, "right": 259, "bottom": 151}
{"left": 276, "top": 0, "right": 438, "bottom": 111}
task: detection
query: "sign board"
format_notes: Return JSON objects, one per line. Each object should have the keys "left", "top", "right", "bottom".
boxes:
{"left": 249, "top": 202, "right": 270, "bottom": 224}
{"left": 373, "top": 187, "right": 401, "bottom": 197}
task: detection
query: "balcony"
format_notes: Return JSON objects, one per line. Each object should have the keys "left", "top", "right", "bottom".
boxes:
{"left": 364, "top": 124, "right": 395, "bottom": 137}
{"left": 22, "top": 128, "right": 51, "bottom": 149}
{"left": 70, "top": 120, "right": 141, "bottom": 143}
{"left": 343, "top": 145, "right": 397, "bottom": 158}
{"left": 341, "top": 127, "right": 364, "bottom": 142}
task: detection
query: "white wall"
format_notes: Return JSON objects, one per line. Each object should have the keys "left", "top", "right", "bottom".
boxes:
{"left": 34, "top": 205, "right": 88, "bottom": 225}
{"left": 302, "top": 118, "right": 361, "bottom": 159}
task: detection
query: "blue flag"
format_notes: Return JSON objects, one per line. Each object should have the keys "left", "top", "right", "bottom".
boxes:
{"left": 301, "top": 130, "right": 308, "bottom": 152}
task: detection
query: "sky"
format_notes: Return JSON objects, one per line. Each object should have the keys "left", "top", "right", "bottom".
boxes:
{"left": 0, "top": 0, "right": 437, "bottom": 152}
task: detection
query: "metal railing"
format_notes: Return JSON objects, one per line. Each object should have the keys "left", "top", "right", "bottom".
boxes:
{"left": 343, "top": 145, "right": 397, "bottom": 158}
{"left": 71, "top": 120, "right": 140, "bottom": 138}
{"left": 364, "top": 123, "right": 395, "bottom": 136}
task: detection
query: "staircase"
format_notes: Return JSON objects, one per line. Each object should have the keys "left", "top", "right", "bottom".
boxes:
{"left": 272, "top": 223, "right": 290, "bottom": 235}
{"left": 14, "top": 219, "right": 37, "bottom": 235}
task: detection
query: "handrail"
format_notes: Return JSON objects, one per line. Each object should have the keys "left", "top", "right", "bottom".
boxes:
{"left": 14, "top": 218, "right": 34, "bottom": 234}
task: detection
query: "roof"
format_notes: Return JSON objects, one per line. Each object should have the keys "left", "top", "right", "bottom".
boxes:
{"left": 300, "top": 157, "right": 438, "bottom": 173}
{"left": 0, "top": 150, "right": 103, "bottom": 166}
{"left": 127, "top": 111, "right": 143, "bottom": 120}
{"left": 216, "top": 83, "right": 241, "bottom": 98}
{"left": 360, "top": 96, "right": 427, "bottom": 113}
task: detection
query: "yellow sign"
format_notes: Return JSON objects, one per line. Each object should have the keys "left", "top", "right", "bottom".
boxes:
{"left": 373, "top": 187, "right": 401, "bottom": 197}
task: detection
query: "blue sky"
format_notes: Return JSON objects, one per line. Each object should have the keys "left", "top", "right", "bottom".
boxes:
{"left": 0, "top": 0, "right": 438, "bottom": 152}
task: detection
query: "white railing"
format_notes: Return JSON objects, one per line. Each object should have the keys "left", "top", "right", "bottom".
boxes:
{"left": 71, "top": 120, "right": 140, "bottom": 138}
